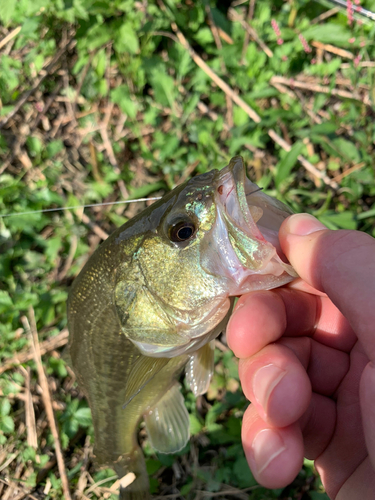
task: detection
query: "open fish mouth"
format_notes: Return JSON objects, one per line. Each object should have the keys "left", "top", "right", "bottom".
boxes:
{"left": 201, "top": 155, "right": 297, "bottom": 290}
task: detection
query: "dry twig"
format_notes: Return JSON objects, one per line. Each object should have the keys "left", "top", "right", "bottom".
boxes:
{"left": 311, "top": 6, "right": 340, "bottom": 24}
{"left": 341, "top": 61, "right": 375, "bottom": 68}
{"left": 78, "top": 212, "right": 109, "bottom": 240}
{"left": 20, "top": 366, "right": 38, "bottom": 449}
{"left": 333, "top": 161, "right": 366, "bottom": 183}
{"left": 170, "top": 22, "right": 338, "bottom": 189}
{"left": 270, "top": 75, "right": 371, "bottom": 106}
{"left": 229, "top": 8, "right": 273, "bottom": 58}
{"left": 0, "top": 26, "right": 22, "bottom": 50}
{"left": 21, "top": 310, "right": 72, "bottom": 500}
{"left": 240, "top": 0, "right": 256, "bottom": 62}
{"left": 206, "top": 4, "right": 233, "bottom": 128}
{"left": 311, "top": 40, "right": 354, "bottom": 60}
{"left": 0, "top": 328, "right": 69, "bottom": 375}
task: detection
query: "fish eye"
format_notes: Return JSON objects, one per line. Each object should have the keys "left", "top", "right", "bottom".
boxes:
{"left": 169, "top": 220, "right": 196, "bottom": 242}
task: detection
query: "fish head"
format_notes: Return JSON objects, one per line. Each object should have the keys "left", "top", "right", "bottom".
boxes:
{"left": 115, "top": 156, "right": 297, "bottom": 357}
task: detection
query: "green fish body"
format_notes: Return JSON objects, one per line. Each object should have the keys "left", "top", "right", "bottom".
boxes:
{"left": 67, "top": 156, "right": 297, "bottom": 499}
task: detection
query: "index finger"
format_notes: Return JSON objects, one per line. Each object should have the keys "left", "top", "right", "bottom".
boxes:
{"left": 226, "top": 287, "right": 356, "bottom": 359}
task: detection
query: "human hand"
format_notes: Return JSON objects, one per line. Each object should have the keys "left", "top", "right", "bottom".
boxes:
{"left": 226, "top": 213, "right": 375, "bottom": 499}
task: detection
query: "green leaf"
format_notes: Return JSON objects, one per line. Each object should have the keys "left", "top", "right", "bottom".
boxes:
{"left": 357, "top": 208, "right": 375, "bottom": 220}
{"left": 74, "top": 407, "right": 92, "bottom": 427}
{"left": 45, "top": 236, "right": 62, "bottom": 262}
{"left": 0, "top": 0, "right": 16, "bottom": 24}
{"left": 180, "top": 481, "right": 193, "bottom": 495}
{"left": 332, "top": 138, "right": 361, "bottom": 163}
{"left": 1, "top": 398, "right": 11, "bottom": 416}
{"left": 275, "top": 141, "right": 304, "bottom": 188}
{"left": 233, "top": 456, "right": 257, "bottom": 488}
{"left": 310, "top": 123, "right": 338, "bottom": 135}
{"left": 1, "top": 415, "right": 15, "bottom": 433}
{"left": 49, "top": 357, "right": 68, "bottom": 378}
{"left": 114, "top": 24, "right": 139, "bottom": 54}
{"left": 46, "top": 140, "right": 64, "bottom": 158}
{"left": 110, "top": 85, "right": 138, "bottom": 118}
{"left": 0, "top": 291, "right": 13, "bottom": 313}
{"left": 310, "top": 492, "right": 330, "bottom": 500}
{"left": 146, "top": 458, "right": 162, "bottom": 475}
{"left": 149, "top": 68, "right": 176, "bottom": 108}
{"left": 189, "top": 414, "right": 203, "bottom": 435}
{"left": 302, "top": 24, "right": 352, "bottom": 46}
{"left": 26, "top": 136, "right": 43, "bottom": 157}
{"left": 318, "top": 212, "right": 356, "bottom": 230}
{"left": 129, "top": 181, "right": 166, "bottom": 199}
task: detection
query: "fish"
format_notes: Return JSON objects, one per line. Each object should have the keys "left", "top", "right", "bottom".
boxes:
{"left": 67, "top": 155, "right": 297, "bottom": 499}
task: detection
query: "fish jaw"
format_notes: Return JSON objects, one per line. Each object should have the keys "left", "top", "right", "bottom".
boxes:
{"left": 131, "top": 297, "right": 232, "bottom": 357}
{"left": 200, "top": 156, "right": 297, "bottom": 295}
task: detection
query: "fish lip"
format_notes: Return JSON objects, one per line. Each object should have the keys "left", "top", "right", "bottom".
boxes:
{"left": 214, "top": 155, "right": 265, "bottom": 241}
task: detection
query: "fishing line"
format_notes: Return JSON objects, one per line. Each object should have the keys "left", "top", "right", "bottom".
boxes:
{"left": 1, "top": 187, "right": 264, "bottom": 218}
{"left": 246, "top": 187, "right": 264, "bottom": 196}
{"left": 0, "top": 197, "right": 163, "bottom": 218}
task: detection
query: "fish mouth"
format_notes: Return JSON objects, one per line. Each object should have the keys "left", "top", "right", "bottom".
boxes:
{"left": 203, "top": 155, "right": 297, "bottom": 289}
{"left": 215, "top": 156, "right": 269, "bottom": 252}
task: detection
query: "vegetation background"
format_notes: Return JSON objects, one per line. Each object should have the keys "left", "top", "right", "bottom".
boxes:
{"left": 0, "top": 0, "right": 374, "bottom": 498}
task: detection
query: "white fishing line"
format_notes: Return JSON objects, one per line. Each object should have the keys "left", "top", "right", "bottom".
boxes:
{"left": 0, "top": 197, "right": 162, "bottom": 218}
{"left": 1, "top": 187, "right": 263, "bottom": 218}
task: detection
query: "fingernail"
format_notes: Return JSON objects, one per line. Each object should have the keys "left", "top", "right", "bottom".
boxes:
{"left": 251, "top": 428, "right": 287, "bottom": 474}
{"left": 253, "top": 364, "right": 287, "bottom": 412}
{"left": 286, "top": 214, "right": 327, "bottom": 236}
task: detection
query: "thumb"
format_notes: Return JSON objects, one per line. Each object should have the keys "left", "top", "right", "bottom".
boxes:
{"left": 279, "top": 213, "right": 375, "bottom": 362}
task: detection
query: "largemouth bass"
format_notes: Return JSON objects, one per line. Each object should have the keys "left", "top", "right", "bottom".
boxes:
{"left": 67, "top": 156, "right": 297, "bottom": 499}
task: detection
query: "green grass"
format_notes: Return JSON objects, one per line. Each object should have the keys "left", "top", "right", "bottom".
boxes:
{"left": 0, "top": 0, "right": 375, "bottom": 498}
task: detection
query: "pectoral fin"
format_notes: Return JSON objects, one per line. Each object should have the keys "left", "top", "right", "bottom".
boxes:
{"left": 123, "top": 356, "right": 170, "bottom": 407}
{"left": 185, "top": 340, "right": 215, "bottom": 397}
{"left": 144, "top": 383, "right": 189, "bottom": 454}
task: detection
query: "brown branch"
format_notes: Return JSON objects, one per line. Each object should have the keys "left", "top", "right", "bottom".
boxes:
{"left": 311, "top": 41, "right": 354, "bottom": 60}
{"left": 21, "top": 310, "right": 72, "bottom": 500}
{"left": 229, "top": 8, "right": 273, "bottom": 58}
{"left": 240, "top": 0, "right": 256, "bottom": 62}
{"left": 171, "top": 22, "right": 261, "bottom": 124}
{"left": 311, "top": 7, "right": 340, "bottom": 24}
{"left": 170, "top": 22, "right": 338, "bottom": 189}
{"left": 79, "top": 212, "right": 109, "bottom": 240}
{"left": 0, "top": 26, "right": 22, "bottom": 50}
{"left": 205, "top": 4, "right": 233, "bottom": 128}
{"left": 341, "top": 61, "right": 375, "bottom": 68}
{"left": 333, "top": 161, "right": 366, "bottom": 183}
{"left": 58, "top": 233, "right": 78, "bottom": 281}
{"left": 100, "top": 101, "right": 118, "bottom": 167}
{"left": 271, "top": 82, "right": 323, "bottom": 124}
{"left": 217, "top": 27, "right": 234, "bottom": 45}
{"left": 0, "top": 329, "right": 69, "bottom": 375}
{"left": 20, "top": 366, "right": 38, "bottom": 449}
{"left": 271, "top": 75, "right": 371, "bottom": 106}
